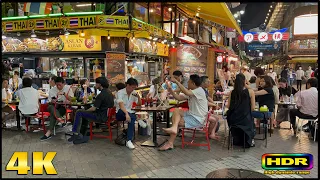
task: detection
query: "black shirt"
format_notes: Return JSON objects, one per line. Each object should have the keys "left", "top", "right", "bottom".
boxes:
{"left": 279, "top": 86, "right": 297, "bottom": 97}
{"left": 93, "top": 88, "right": 114, "bottom": 122}
{"left": 256, "top": 87, "right": 275, "bottom": 112}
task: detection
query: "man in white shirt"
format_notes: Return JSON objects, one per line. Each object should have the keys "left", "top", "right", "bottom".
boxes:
{"left": 116, "top": 78, "right": 142, "bottom": 149}
{"left": 295, "top": 66, "right": 304, "bottom": 91}
{"left": 2, "top": 79, "right": 15, "bottom": 127}
{"left": 159, "top": 74, "right": 208, "bottom": 151}
{"left": 290, "top": 78, "right": 318, "bottom": 135}
{"left": 40, "top": 77, "right": 74, "bottom": 141}
{"left": 267, "top": 68, "right": 277, "bottom": 84}
{"left": 16, "top": 77, "right": 39, "bottom": 115}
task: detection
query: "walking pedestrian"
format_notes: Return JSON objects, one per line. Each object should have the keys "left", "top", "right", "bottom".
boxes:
{"left": 295, "top": 66, "right": 304, "bottom": 91}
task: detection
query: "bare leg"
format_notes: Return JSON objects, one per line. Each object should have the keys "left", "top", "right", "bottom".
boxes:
{"left": 45, "top": 130, "right": 52, "bottom": 137}
{"left": 160, "top": 109, "right": 184, "bottom": 150}
{"left": 208, "top": 118, "right": 220, "bottom": 140}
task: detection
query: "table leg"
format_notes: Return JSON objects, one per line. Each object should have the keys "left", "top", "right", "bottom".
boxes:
{"left": 16, "top": 109, "right": 21, "bottom": 130}
{"left": 141, "top": 112, "right": 158, "bottom": 147}
{"left": 166, "top": 110, "right": 170, "bottom": 128}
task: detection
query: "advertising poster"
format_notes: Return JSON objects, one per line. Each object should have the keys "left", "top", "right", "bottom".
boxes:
{"left": 106, "top": 53, "right": 126, "bottom": 91}
{"left": 176, "top": 45, "right": 208, "bottom": 77}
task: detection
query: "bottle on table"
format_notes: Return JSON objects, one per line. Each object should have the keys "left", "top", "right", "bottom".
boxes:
{"left": 290, "top": 94, "right": 294, "bottom": 103}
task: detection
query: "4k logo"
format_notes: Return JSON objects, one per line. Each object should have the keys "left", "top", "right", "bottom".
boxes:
{"left": 6, "top": 152, "right": 57, "bottom": 175}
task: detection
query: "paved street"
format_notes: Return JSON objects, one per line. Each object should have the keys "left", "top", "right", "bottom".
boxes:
{"left": 2, "top": 120, "right": 318, "bottom": 178}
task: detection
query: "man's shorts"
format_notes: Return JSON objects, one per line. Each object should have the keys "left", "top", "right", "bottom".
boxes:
{"left": 183, "top": 112, "right": 204, "bottom": 128}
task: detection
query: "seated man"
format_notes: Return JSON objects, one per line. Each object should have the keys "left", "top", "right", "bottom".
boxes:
{"left": 69, "top": 77, "right": 114, "bottom": 143}
{"left": 160, "top": 74, "right": 208, "bottom": 151}
{"left": 40, "top": 77, "right": 74, "bottom": 141}
{"left": 116, "top": 78, "right": 142, "bottom": 149}
{"left": 2, "top": 79, "right": 15, "bottom": 127}
{"left": 200, "top": 76, "right": 220, "bottom": 139}
{"left": 290, "top": 78, "right": 318, "bottom": 134}
{"left": 16, "top": 77, "right": 40, "bottom": 116}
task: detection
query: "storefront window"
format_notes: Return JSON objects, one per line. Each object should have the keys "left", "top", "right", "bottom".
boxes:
{"left": 289, "top": 39, "right": 318, "bottom": 49}
{"left": 63, "top": 2, "right": 93, "bottom": 13}
{"left": 95, "top": 3, "right": 105, "bottom": 12}
{"left": 2, "top": 2, "right": 15, "bottom": 17}
{"left": 149, "top": 2, "right": 161, "bottom": 28}
{"left": 133, "top": 3, "right": 148, "bottom": 23}
{"left": 163, "top": 23, "right": 175, "bottom": 34}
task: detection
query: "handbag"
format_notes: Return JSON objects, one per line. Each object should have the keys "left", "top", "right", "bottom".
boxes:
{"left": 115, "top": 129, "right": 127, "bottom": 146}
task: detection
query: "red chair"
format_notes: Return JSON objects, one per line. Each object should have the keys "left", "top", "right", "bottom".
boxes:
{"left": 181, "top": 113, "right": 211, "bottom": 151}
{"left": 89, "top": 107, "right": 116, "bottom": 142}
{"left": 25, "top": 103, "right": 50, "bottom": 133}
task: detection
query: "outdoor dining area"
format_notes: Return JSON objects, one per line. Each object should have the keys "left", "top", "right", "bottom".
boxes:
{"left": 2, "top": 67, "right": 318, "bottom": 152}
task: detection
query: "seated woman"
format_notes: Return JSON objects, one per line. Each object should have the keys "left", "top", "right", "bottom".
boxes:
{"left": 252, "top": 76, "right": 275, "bottom": 129}
{"left": 74, "top": 79, "right": 93, "bottom": 106}
{"left": 226, "top": 73, "right": 255, "bottom": 147}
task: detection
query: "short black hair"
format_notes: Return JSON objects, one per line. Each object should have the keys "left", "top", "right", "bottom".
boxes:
{"left": 80, "top": 78, "right": 87, "bottom": 86}
{"left": 173, "top": 70, "right": 183, "bottom": 77}
{"left": 200, "top": 76, "right": 209, "bottom": 84}
{"left": 96, "top": 77, "right": 109, "bottom": 88}
{"left": 22, "top": 77, "right": 33, "bottom": 88}
{"left": 50, "top": 75, "right": 57, "bottom": 82}
{"left": 254, "top": 67, "right": 264, "bottom": 77}
{"left": 189, "top": 74, "right": 201, "bottom": 86}
{"left": 249, "top": 76, "right": 257, "bottom": 83}
{"left": 307, "top": 77, "right": 318, "bottom": 88}
{"left": 262, "top": 75, "right": 273, "bottom": 88}
{"left": 116, "top": 83, "right": 126, "bottom": 90}
{"left": 278, "top": 78, "right": 287, "bottom": 83}
{"left": 55, "top": 77, "right": 65, "bottom": 84}
{"left": 14, "top": 71, "right": 19, "bottom": 76}
{"left": 126, "top": 78, "right": 139, "bottom": 86}
{"left": 214, "top": 79, "right": 219, "bottom": 84}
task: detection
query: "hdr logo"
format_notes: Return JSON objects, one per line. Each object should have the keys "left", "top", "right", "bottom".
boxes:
{"left": 262, "top": 153, "right": 313, "bottom": 170}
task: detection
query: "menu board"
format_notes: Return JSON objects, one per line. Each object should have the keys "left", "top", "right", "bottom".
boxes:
{"left": 106, "top": 53, "right": 126, "bottom": 91}
{"left": 176, "top": 45, "right": 208, "bottom": 77}
{"left": 129, "top": 38, "right": 169, "bottom": 56}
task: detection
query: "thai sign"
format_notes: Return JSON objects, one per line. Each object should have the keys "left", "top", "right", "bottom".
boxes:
{"left": 2, "top": 15, "right": 129, "bottom": 32}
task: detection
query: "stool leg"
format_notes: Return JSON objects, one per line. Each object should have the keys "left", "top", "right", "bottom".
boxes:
{"left": 243, "top": 132, "right": 246, "bottom": 152}
{"left": 228, "top": 129, "right": 231, "bottom": 150}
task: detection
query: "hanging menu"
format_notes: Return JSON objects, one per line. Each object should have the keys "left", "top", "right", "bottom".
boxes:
{"left": 106, "top": 53, "right": 126, "bottom": 91}
{"left": 176, "top": 45, "right": 208, "bottom": 77}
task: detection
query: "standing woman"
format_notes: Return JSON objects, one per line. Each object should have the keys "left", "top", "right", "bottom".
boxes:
{"left": 226, "top": 73, "right": 256, "bottom": 147}
{"left": 219, "top": 65, "right": 231, "bottom": 90}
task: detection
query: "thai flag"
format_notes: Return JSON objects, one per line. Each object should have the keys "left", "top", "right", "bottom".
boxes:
{"left": 70, "top": 18, "right": 78, "bottom": 27}
{"left": 6, "top": 23, "right": 13, "bottom": 31}
{"left": 36, "top": 20, "right": 44, "bottom": 28}
{"left": 106, "top": 18, "right": 114, "bottom": 24}
{"left": 138, "top": 23, "right": 142, "bottom": 30}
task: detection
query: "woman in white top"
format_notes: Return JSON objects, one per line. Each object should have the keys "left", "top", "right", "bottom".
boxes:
{"left": 2, "top": 79, "right": 15, "bottom": 127}
{"left": 270, "top": 78, "right": 279, "bottom": 129}
{"left": 218, "top": 65, "right": 231, "bottom": 90}
{"left": 9, "top": 71, "right": 22, "bottom": 92}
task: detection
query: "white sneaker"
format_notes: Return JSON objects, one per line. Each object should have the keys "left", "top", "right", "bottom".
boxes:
{"left": 126, "top": 140, "right": 135, "bottom": 149}
{"left": 138, "top": 120, "right": 147, "bottom": 128}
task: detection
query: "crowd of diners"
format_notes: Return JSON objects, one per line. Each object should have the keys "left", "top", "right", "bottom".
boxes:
{"left": 2, "top": 66, "right": 318, "bottom": 150}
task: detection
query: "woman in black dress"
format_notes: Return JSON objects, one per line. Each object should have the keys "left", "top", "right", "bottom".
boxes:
{"left": 226, "top": 73, "right": 256, "bottom": 147}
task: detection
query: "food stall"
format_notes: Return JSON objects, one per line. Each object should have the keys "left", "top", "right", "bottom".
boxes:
{"left": 125, "top": 37, "right": 169, "bottom": 96}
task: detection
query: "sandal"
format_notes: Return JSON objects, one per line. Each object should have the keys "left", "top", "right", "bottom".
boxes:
{"left": 158, "top": 143, "right": 174, "bottom": 151}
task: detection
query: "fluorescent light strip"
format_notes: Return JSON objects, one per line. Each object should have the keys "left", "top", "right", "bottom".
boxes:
{"left": 29, "top": 15, "right": 47, "bottom": 18}
{"left": 49, "top": 13, "right": 63, "bottom": 17}
{"left": 2, "top": 16, "right": 28, "bottom": 20}
{"left": 76, "top": 4, "right": 92, "bottom": 7}
{"left": 64, "top": 11, "right": 103, "bottom": 16}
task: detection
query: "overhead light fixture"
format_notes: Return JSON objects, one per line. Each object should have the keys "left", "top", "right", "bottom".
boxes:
{"left": 150, "top": 9, "right": 154, "bottom": 13}
{"left": 168, "top": 7, "right": 172, "bottom": 12}
{"left": 153, "top": 37, "right": 158, "bottom": 41}
{"left": 196, "top": 13, "right": 199, "bottom": 17}
{"left": 234, "top": 14, "right": 238, "bottom": 18}
{"left": 269, "top": 9, "right": 271, "bottom": 12}
{"left": 31, "top": 29, "right": 37, "bottom": 38}
{"left": 267, "top": 13, "right": 269, "bottom": 16}
{"left": 237, "top": 19, "right": 241, "bottom": 22}
{"left": 107, "top": 31, "right": 110, "bottom": 40}
{"left": 270, "top": 5, "right": 273, "bottom": 8}
{"left": 149, "top": 36, "right": 153, "bottom": 40}
{"left": 176, "top": 18, "right": 179, "bottom": 21}
{"left": 240, "top": 10, "right": 245, "bottom": 15}
{"left": 80, "top": 31, "right": 85, "bottom": 37}
{"left": 2, "top": 34, "right": 6, "bottom": 39}
{"left": 64, "top": 29, "right": 70, "bottom": 36}
{"left": 259, "top": 52, "right": 263, "bottom": 57}
{"left": 192, "top": 20, "right": 196, "bottom": 24}
{"left": 171, "top": 41, "right": 175, "bottom": 45}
